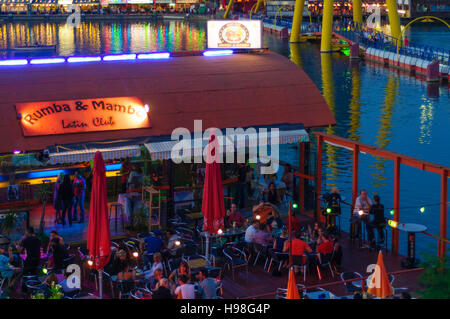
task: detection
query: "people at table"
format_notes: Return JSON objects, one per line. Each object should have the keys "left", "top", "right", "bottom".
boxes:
{"left": 266, "top": 209, "right": 283, "bottom": 232}
{"left": 47, "top": 237, "right": 68, "bottom": 271}
{"left": 252, "top": 200, "right": 275, "bottom": 224}
{"left": 175, "top": 274, "right": 196, "bottom": 299}
{"left": 224, "top": 203, "right": 245, "bottom": 228}
{"left": 17, "top": 227, "right": 41, "bottom": 275}
{"left": 317, "top": 233, "right": 334, "bottom": 255}
{"left": 282, "top": 231, "right": 312, "bottom": 256}
{"left": 140, "top": 229, "right": 164, "bottom": 265}
{"left": 59, "top": 270, "right": 79, "bottom": 295}
{"left": 117, "top": 264, "right": 136, "bottom": 281}
{"left": 367, "top": 195, "right": 386, "bottom": 247}
{"left": 169, "top": 261, "right": 191, "bottom": 285}
{"left": 244, "top": 220, "right": 260, "bottom": 243}
{"left": 0, "top": 245, "right": 21, "bottom": 289}
{"left": 196, "top": 268, "right": 217, "bottom": 299}
{"left": 254, "top": 223, "right": 272, "bottom": 246}
{"left": 352, "top": 190, "right": 373, "bottom": 238}
{"left": 53, "top": 172, "right": 64, "bottom": 224}
{"left": 148, "top": 268, "right": 165, "bottom": 291}
{"left": 72, "top": 170, "right": 86, "bottom": 223}
{"left": 46, "top": 230, "right": 64, "bottom": 254}
{"left": 108, "top": 249, "right": 129, "bottom": 281}
{"left": 59, "top": 174, "right": 74, "bottom": 227}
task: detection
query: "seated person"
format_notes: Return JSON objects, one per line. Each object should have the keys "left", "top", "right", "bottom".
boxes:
{"left": 144, "top": 252, "right": 163, "bottom": 279}
{"left": 169, "top": 261, "right": 191, "bottom": 286}
{"left": 139, "top": 229, "right": 164, "bottom": 266}
{"left": 287, "top": 210, "right": 301, "bottom": 233}
{"left": 308, "top": 222, "right": 322, "bottom": 242}
{"left": 152, "top": 278, "right": 174, "bottom": 299}
{"left": 283, "top": 231, "right": 312, "bottom": 257}
{"left": 174, "top": 274, "right": 196, "bottom": 299}
{"left": 253, "top": 223, "right": 272, "bottom": 246}
{"left": 244, "top": 220, "right": 260, "bottom": 243}
{"left": 265, "top": 183, "right": 281, "bottom": 206}
{"left": 317, "top": 233, "right": 334, "bottom": 255}
{"left": 148, "top": 268, "right": 165, "bottom": 291}
{"left": 0, "top": 245, "right": 21, "bottom": 289}
{"left": 109, "top": 249, "right": 129, "bottom": 281}
{"left": 273, "top": 227, "right": 288, "bottom": 252}
{"left": 163, "top": 229, "right": 182, "bottom": 259}
{"left": 196, "top": 268, "right": 217, "bottom": 299}
{"left": 40, "top": 272, "right": 59, "bottom": 298}
{"left": 59, "top": 270, "right": 80, "bottom": 294}
{"left": 224, "top": 203, "right": 245, "bottom": 228}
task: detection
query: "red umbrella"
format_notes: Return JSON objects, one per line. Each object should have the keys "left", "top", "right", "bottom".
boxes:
{"left": 87, "top": 151, "right": 111, "bottom": 298}
{"left": 202, "top": 131, "right": 225, "bottom": 235}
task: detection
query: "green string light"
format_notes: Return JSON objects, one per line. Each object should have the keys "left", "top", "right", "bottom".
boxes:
{"left": 420, "top": 207, "right": 425, "bottom": 213}
{"left": 292, "top": 203, "right": 298, "bottom": 209}
{"left": 390, "top": 210, "right": 395, "bottom": 216}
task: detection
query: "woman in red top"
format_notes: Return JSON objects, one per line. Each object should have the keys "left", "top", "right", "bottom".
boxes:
{"left": 317, "top": 234, "right": 334, "bottom": 255}
{"left": 286, "top": 209, "right": 301, "bottom": 233}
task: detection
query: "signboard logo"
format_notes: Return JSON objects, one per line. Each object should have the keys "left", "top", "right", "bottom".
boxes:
{"left": 218, "top": 23, "right": 250, "bottom": 48}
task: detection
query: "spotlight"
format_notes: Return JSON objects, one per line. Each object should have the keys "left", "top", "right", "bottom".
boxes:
{"left": 217, "top": 229, "right": 223, "bottom": 235}
{"left": 132, "top": 251, "right": 139, "bottom": 258}
{"left": 175, "top": 240, "right": 181, "bottom": 247}
{"left": 292, "top": 203, "right": 298, "bottom": 209}
{"left": 326, "top": 208, "right": 332, "bottom": 214}
{"left": 255, "top": 215, "right": 261, "bottom": 220}
{"left": 420, "top": 207, "right": 425, "bottom": 213}
{"left": 87, "top": 260, "right": 93, "bottom": 267}
{"left": 358, "top": 210, "right": 364, "bottom": 216}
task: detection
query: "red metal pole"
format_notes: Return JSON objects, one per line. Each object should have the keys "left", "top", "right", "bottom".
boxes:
{"left": 351, "top": 144, "right": 359, "bottom": 218}
{"left": 392, "top": 157, "right": 401, "bottom": 254}
{"left": 439, "top": 169, "right": 448, "bottom": 260}
{"left": 315, "top": 136, "right": 323, "bottom": 222}
{"left": 299, "top": 141, "right": 305, "bottom": 216}
{"left": 288, "top": 202, "right": 293, "bottom": 266}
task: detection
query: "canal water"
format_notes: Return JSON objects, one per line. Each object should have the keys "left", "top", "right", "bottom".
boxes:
{"left": 0, "top": 20, "right": 449, "bottom": 256}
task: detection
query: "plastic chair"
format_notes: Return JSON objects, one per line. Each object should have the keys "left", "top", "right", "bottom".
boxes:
{"left": 292, "top": 255, "right": 308, "bottom": 282}
{"left": 266, "top": 249, "right": 288, "bottom": 273}
{"left": 340, "top": 271, "right": 363, "bottom": 293}
{"left": 118, "top": 280, "right": 136, "bottom": 299}
{"left": 222, "top": 246, "right": 248, "bottom": 282}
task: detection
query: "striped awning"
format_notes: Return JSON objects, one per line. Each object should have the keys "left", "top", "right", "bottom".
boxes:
{"left": 49, "top": 145, "right": 141, "bottom": 165}
{"left": 145, "top": 126, "right": 309, "bottom": 161}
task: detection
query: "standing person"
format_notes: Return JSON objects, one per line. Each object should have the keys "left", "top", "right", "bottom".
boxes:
{"left": 281, "top": 164, "right": 294, "bottom": 197}
{"left": 17, "top": 227, "right": 41, "bottom": 275}
{"left": 352, "top": 190, "right": 372, "bottom": 238}
{"left": 404, "top": 36, "right": 409, "bottom": 47}
{"left": 120, "top": 158, "right": 132, "bottom": 193}
{"left": 196, "top": 268, "right": 217, "bottom": 299}
{"left": 59, "top": 175, "right": 74, "bottom": 227}
{"left": 325, "top": 187, "right": 341, "bottom": 233}
{"left": 266, "top": 183, "right": 281, "bottom": 206}
{"left": 162, "top": 229, "right": 181, "bottom": 259}
{"left": 139, "top": 229, "right": 164, "bottom": 266}
{"left": 287, "top": 209, "right": 301, "bottom": 233}
{"left": 367, "top": 195, "right": 386, "bottom": 247}
{"left": 53, "top": 173, "right": 64, "bottom": 224}
{"left": 47, "top": 237, "right": 68, "bottom": 272}
{"left": 72, "top": 170, "right": 85, "bottom": 223}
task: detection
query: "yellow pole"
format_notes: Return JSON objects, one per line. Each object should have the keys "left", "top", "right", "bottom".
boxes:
{"left": 386, "top": 0, "right": 401, "bottom": 45}
{"left": 290, "top": 0, "right": 305, "bottom": 43}
{"left": 320, "top": 0, "right": 334, "bottom": 52}
{"left": 254, "top": 0, "right": 263, "bottom": 13}
{"left": 352, "top": 0, "right": 362, "bottom": 26}
{"left": 224, "top": 0, "right": 233, "bottom": 19}
{"left": 290, "top": 43, "right": 302, "bottom": 68}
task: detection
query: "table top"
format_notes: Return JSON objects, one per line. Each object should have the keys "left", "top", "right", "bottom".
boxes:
{"left": 201, "top": 228, "right": 246, "bottom": 238}
{"left": 396, "top": 223, "right": 427, "bottom": 233}
{"left": 185, "top": 212, "right": 203, "bottom": 220}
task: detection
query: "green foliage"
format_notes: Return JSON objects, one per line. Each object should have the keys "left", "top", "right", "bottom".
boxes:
{"left": 417, "top": 253, "right": 450, "bottom": 299}
{"left": 37, "top": 182, "right": 52, "bottom": 203}
{"left": 125, "top": 205, "right": 149, "bottom": 233}
{"left": 32, "top": 283, "right": 64, "bottom": 300}
{"left": 1, "top": 210, "right": 18, "bottom": 234}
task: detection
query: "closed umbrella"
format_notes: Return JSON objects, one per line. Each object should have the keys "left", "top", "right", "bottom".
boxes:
{"left": 202, "top": 130, "right": 225, "bottom": 260}
{"left": 286, "top": 267, "right": 300, "bottom": 299}
{"left": 87, "top": 151, "right": 111, "bottom": 299}
{"left": 367, "top": 251, "right": 393, "bottom": 298}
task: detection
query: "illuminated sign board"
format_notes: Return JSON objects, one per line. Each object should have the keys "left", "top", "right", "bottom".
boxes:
{"left": 15, "top": 97, "right": 151, "bottom": 136}
{"left": 127, "top": 0, "right": 154, "bottom": 3}
{"left": 58, "top": 0, "right": 73, "bottom": 4}
{"left": 207, "top": 20, "right": 262, "bottom": 49}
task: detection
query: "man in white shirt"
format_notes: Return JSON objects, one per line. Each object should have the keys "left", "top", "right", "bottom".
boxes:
{"left": 352, "top": 190, "right": 373, "bottom": 238}
{"left": 175, "top": 275, "right": 196, "bottom": 299}
{"left": 245, "top": 220, "right": 260, "bottom": 243}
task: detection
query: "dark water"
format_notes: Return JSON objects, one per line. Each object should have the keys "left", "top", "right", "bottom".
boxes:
{"left": 0, "top": 20, "right": 449, "bottom": 256}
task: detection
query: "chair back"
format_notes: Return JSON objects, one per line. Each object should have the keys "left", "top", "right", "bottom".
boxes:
{"left": 292, "top": 255, "right": 307, "bottom": 266}
{"left": 119, "top": 280, "right": 136, "bottom": 295}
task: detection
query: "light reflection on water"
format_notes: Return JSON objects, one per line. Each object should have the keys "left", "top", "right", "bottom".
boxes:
{"left": 0, "top": 20, "right": 449, "bottom": 255}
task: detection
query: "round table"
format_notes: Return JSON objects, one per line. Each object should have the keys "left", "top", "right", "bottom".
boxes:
{"left": 396, "top": 223, "right": 427, "bottom": 269}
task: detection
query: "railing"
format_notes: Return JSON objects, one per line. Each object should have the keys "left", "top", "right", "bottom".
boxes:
{"left": 240, "top": 267, "right": 424, "bottom": 299}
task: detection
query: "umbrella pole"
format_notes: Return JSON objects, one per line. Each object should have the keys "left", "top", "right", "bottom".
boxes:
{"left": 205, "top": 234, "right": 210, "bottom": 261}
{"left": 99, "top": 269, "right": 103, "bottom": 299}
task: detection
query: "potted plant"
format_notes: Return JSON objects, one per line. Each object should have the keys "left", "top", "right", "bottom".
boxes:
{"left": 125, "top": 205, "right": 149, "bottom": 236}
{"left": 31, "top": 282, "right": 64, "bottom": 299}
{"left": 1, "top": 210, "right": 18, "bottom": 235}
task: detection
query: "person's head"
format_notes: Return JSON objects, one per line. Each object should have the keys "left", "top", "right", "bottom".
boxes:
{"left": 294, "top": 230, "right": 302, "bottom": 239}
{"left": 166, "top": 229, "right": 176, "bottom": 239}
{"left": 269, "top": 183, "right": 276, "bottom": 191}
{"left": 74, "top": 170, "right": 79, "bottom": 178}
{"left": 63, "top": 174, "right": 71, "bottom": 185}
{"left": 116, "top": 249, "right": 127, "bottom": 261}
{"left": 178, "top": 274, "right": 189, "bottom": 285}
{"left": 230, "top": 203, "right": 237, "bottom": 213}
{"left": 154, "top": 229, "right": 163, "bottom": 238}
{"left": 285, "top": 164, "right": 292, "bottom": 173}
{"left": 0, "top": 245, "right": 6, "bottom": 254}
{"left": 57, "top": 172, "right": 64, "bottom": 183}
{"left": 281, "top": 227, "right": 287, "bottom": 236}
{"left": 314, "top": 222, "right": 319, "bottom": 230}
{"left": 373, "top": 195, "right": 380, "bottom": 204}
{"left": 251, "top": 220, "right": 260, "bottom": 228}
{"left": 322, "top": 233, "right": 330, "bottom": 242}
{"left": 331, "top": 186, "right": 339, "bottom": 194}
{"left": 159, "top": 278, "right": 170, "bottom": 289}
{"left": 196, "top": 268, "right": 208, "bottom": 281}
{"left": 153, "top": 253, "right": 162, "bottom": 264}
{"left": 26, "top": 227, "right": 35, "bottom": 237}
{"left": 50, "top": 230, "right": 59, "bottom": 239}
{"left": 51, "top": 237, "right": 60, "bottom": 245}
{"left": 153, "top": 269, "right": 163, "bottom": 281}
{"left": 360, "top": 189, "right": 367, "bottom": 199}
{"left": 45, "top": 272, "right": 58, "bottom": 285}
{"left": 179, "top": 261, "right": 189, "bottom": 274}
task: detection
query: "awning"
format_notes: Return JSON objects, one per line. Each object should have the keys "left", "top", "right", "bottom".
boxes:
{"left": 48, "top": 141, "right": 142, "bottom": 165}
{"left": 145, "top": 124, "right": 309, "bottom": 161}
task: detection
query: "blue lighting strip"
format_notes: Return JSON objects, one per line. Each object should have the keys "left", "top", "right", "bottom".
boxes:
{"left": 67, "top": 56, "right": 102, "bottom": 63}
{"left": 103, "top": 53, "right": 137, "bottom": 61}
{"left": 30, "top": 57, "right": 66, "bottom": 65}
{"left": 0, "top": 59, "right": 28, "bottom": 66}
{"left": 203, "top": 50, "right": 234, "bottom": 57}
{"left": 137, "top": 52, "right": 170, "bottom": 60}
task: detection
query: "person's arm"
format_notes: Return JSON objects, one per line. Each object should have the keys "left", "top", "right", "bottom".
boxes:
{"left": 8, "top": 246, "right": 14, "bottom": 263}
{"left": 282, "top": 241, "right": 288, "bottom": 253}
{"left": 305, "top": 244, "right": 313, "bottom": 254}
{"left": 139, "top": 239, "right": 145, "bottom": 253}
